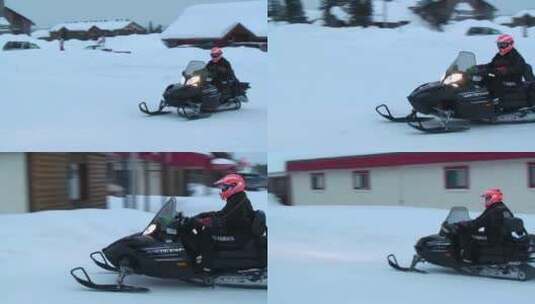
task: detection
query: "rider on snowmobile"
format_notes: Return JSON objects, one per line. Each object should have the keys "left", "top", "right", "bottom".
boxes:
{"left": 483, "top": 34, "right": 528, "bottom": 99}
{"left": 206, "top": 47, "right": 240, "bottom": 96}
{"left": 191, "top": 173, "right": 256, "bottom": 271}
{"left": 449, "top": 188, "right": 514, "bottom": 262}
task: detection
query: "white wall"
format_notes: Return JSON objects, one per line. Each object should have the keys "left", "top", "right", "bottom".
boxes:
{"left": 290, "top": 158, "right": 535, "bottom": 213}
{"left": 0, "top": 153, "right": 29, "bottom": 213}
{"left": 134, "top": 161, "right": 162, "bottom": 196}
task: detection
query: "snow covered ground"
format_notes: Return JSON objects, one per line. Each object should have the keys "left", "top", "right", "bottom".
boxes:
{"left": 0, "top": 34, "right": 267, "bottom": 151}
{"left": 0, "top": 191, "right": 267, "bottom": 304}
{"left": 269, "top": 202, "right": 535, "bottom": 303}
{"left": 268, "top": 21, "right": 535, "bottom": 152}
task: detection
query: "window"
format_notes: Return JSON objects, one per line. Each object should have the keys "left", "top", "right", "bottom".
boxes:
{"left": 68, "top": 163, "right": 88, "bottom": 201}
{"left": 310, "top": 173, "right": 325, "bottom": 190}
{"left": 528, "top": 163, "right": 535, "bottom": 188}
{"left": 353, "top": 171, "right": 370, "bottom": 190}
{"left": 444, "top": 166, "right": 469, "bottom": 189}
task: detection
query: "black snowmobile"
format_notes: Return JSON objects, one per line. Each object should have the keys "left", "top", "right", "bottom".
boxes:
{"left": 138, "top": 60, "right": 250, "bottom": 120}
{"left": 376, "top": 51, "right": 535, "bottom": 133}
{"left": 387, "top": 206, "right": 535, "bottom": 281}
{"left": 71, "top": 198, "right": 267, "bottom": 292}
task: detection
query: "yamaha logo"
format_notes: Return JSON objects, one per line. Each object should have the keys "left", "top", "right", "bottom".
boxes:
{"left": 145, "top": 247, "right": 184, "bottom": 254}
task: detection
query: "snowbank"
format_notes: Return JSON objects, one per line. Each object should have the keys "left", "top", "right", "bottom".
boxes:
{"left": 162, "top": 1, "right": 267, "bottom": 39}
{"left": 269, "top": 204, "right": 535, "bottom": 303}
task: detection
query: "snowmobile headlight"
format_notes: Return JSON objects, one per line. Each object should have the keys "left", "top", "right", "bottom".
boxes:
{"left": 143, "top": 223, "right": 157, "bottom": 236}
{"left": 185, "top": 75, "right": 201, "bottom": 87}
{"left": 443, "top": 73, "right": 463, "bottom": 86}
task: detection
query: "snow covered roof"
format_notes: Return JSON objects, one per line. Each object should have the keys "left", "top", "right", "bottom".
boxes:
{"left": 31, "top": 29, "right": 50, "bottom": 38}
{"left": 514, "top": 9, "right": 535, "bottom": 18}
{"left": 0, "top": 17, "right": 9, "bottom": 26}
{"left": 494, "top": 15, "right": 512, "bottom": 24}
{"left": 454, "top": 3, "right": 474, "bottom": 12}
{"left": 161, "top": 1, "right": 267, "bottom": 39}
{"left": 330, "top": 6, "right": 350, "bottom": 23}
{"left": 211, "top": 158, "right": 238, "bottom": 166}
{"left": 50, "top": 20, "right": 135, "bottom": 32}
{"left": 372, "top": 0, "right": 416, "bottom": 23}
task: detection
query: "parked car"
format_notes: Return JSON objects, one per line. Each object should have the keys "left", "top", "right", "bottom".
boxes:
{"left": 241, "top": 173, "right": 267, "bottom": 191}
{"left": 3, "top": 41, "right": 40, "bottom": 51}
{"left": 466, "top": 26, "right": 501, "bottom": 36}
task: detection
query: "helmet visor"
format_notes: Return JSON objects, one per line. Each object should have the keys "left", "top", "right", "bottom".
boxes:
{"left": 218, "top": 183, "right": 233, "bottom": 192}
{"left": 497, "top": 42, "right": 511, "bottom": 49}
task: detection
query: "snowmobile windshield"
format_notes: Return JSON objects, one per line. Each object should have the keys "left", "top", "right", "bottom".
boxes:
{"left": 444, "top": 206, "right": 471, "bottom": 224}
{"left": 445, "top": 51, "right": 477, "bottom": 75}
{"left": 144, "top": 198, "right": 177, "bottom": 233}
{"left": 183, "top": 61, "right": 206, "bottom": 77}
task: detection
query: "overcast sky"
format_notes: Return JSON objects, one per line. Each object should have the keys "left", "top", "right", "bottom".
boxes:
{"left": 7, "top": 0, "right": 254, "bottom": 29}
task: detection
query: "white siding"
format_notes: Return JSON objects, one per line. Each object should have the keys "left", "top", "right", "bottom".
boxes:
{"left": 134, "top": 161, "right": 162, "bottom": 196}
{"left": 290, "top": 158, "right": 535, "bottom": 213}
{"left": 0, "top": 154, "right": 29, "bottom": 213}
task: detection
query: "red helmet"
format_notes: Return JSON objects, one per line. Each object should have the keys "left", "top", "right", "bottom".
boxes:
{"left": 497, "top": 34, "right": 514, "bottom": 56}
{"left": 210, "top": 47, "right": 223, "bottom": 61}
{"left": 481, "top": 188, "right": 503, "bottom": 208}
{"left": 214, "top": 174, "right": 246, "bottom": 201}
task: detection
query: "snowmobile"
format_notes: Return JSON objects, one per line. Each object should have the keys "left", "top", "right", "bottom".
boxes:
{"left": 387, "top": 206, "right": 535, "bottom": 281}
{"left": 138, "top": 61, "right": 250, "bottom": 120}
{"left": 376, "top": 51, "right": 535, "bottom": 133}
{"left": 70, "top": 198, "right": 267, "bottom": 292}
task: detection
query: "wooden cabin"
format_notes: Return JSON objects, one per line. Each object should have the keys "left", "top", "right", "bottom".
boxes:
{"left": 411, "top": 0, "right": 496, "bottom": 28}
{"left": 161, "top": 1, "right": 267, "bottom": 51}
{"left": 49, "top": 20, "right": 146, "bottom": 41}
{"left": 0, "top": 153, "right": 107, "bottom": 213}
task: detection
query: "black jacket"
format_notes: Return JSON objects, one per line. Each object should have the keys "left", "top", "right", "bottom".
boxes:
{"left": 206, "top": 57, "right": 236, "bottom": 83}
{"left": 463, "top": 202, "right": 514, "bottom": 245}
{"left": 215, "top": 191, "right": 255, "bottom": 232}
{"left": 487, "top": 48, "right": 527, "bottom": 83}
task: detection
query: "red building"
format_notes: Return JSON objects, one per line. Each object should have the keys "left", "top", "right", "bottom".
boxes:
{"left": 0, "top": 1, "right": 35, "bottom": 35}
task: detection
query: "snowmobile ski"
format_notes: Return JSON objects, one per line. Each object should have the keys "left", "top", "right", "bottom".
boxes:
{"left": 138, "top": 101, "right": 171, "bottom": 116}
{"left": 70, "top": 267, "right": 149, "bottom": 293}
{"left": 90, "top": 251, "right": 118, "bottom": 272}
{"left": 408, "top": 119, "right": 470, "bottom": 133}
{"left": 375, "top": 104, "right": 433, "bottom": 123}
{"left": 387, "top": 254, "right": 427, "bottom": 273}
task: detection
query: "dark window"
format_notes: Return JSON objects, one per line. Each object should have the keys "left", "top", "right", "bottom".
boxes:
{"left": 528, "top": 163, "right": 535, "bottom": 188}
{"left": 310, "top": 173, "right": 325, "bottom": 190}
{"left": 444, "top": 166, "right": 469, "bottom": 189}
{"left": 353, "top": 171, "right": 370, "bottom": 190}
{"left": 68, "top": 163, "right": 88, "bottom": 201}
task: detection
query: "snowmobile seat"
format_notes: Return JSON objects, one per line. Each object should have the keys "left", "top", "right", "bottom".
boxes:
{"left": 501, "top": 85, "right": 530, "bottom": 111}
{"left": 524, "top": 64, "right": 535, "bottom": 82}
{"left": 470, "top": 218, "right": 530, "bottom": 264}
{"left": 252, "top": 210, "right": 267, "bottom": 237}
